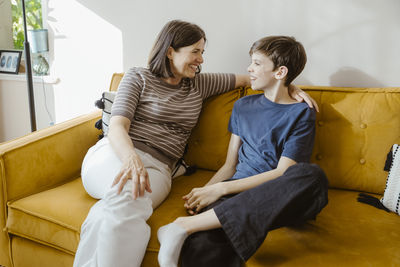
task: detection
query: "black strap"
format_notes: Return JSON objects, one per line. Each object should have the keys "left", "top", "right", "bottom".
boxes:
{"left": 357, "top": 193, "right": 390, "bottom": 212}
{"left": 384, "top": 146, "right": 393, "bottom": 172}
{"left": 95, "top": 119, "right": 102, "bottom": 130}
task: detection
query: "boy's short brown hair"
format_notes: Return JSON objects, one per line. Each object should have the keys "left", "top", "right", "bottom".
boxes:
{"left": 249, "top": 36, "right": 307, "bottom": 86}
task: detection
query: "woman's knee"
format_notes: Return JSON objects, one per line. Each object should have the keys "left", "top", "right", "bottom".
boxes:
{"left": 81, "top": 140, "right": 122, "bottom": 199}
{"left": 102, "top": 183, "right": 153, "bottom": 222}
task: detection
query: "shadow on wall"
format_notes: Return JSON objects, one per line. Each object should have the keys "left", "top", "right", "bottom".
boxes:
{"left": 329, "top": 67, "right": 386, "bottom": 88}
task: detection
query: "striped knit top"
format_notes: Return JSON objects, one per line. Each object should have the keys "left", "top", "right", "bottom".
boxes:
{"left": 111, "top": 67, "right": 235, "bottom": 161}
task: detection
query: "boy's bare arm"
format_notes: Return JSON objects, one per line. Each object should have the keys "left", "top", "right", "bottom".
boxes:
{"left": 221, "top": 156, "right": 297, "bottom": 195}
{"left": 205, "top": 134, "right": 242, "bottom": 186}
{"left": 183, "top": 134, "right": 241, "bottom": 213}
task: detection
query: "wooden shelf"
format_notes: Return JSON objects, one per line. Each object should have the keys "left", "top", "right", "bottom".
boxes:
{"left": 0, "top": 73, "right": 59, "bottom": 84}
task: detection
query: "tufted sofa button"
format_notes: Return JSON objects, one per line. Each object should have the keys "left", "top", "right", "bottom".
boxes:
{"left": 316, "top": 154, "right": 323, "bottom": 160}
{"left": 318, "top": 121, "right": 324, "bottom": 126}
{"left": 360, "top": 123, "right": 367, "bottom": 129}
{"left": 359, "top": 158, "right": 366, "bottom": 164}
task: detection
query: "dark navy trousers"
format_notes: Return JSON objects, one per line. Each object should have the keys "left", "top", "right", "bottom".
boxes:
{"left": 181, "top": 163, "right": 329, "bottom": 267}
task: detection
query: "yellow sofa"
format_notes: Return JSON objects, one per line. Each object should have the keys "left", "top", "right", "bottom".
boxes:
{"left": 1, "top": 73, "right": 400, "bottom": 267}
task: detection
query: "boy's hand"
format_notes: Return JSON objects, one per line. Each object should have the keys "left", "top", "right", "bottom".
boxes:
{"left": 289, "top": 85, "right": 320, "bottom": 112}
{"left": 183, "top": 183, "right": 225, "bottom": 214}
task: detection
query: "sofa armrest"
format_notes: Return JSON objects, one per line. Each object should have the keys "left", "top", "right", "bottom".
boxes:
{"left": 0, "top": 110, "right": 101, "bottom": 201}
{"left": 0, "top": 111, "right": 101, "bottom": 266}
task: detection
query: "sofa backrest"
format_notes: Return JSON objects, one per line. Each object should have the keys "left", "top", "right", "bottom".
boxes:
{"left": 300, "top": 86, "right": 400, "bottom": 194}
{"left": 184, "top": 89, "right": 242, "bottom": 170}
{"left": 240, "top": 87, "right": 400, "bottom": 194}
{"left": 108, "top": 73, "right": 400, "bottom": 194}
{"left": 109, "top": 73, "right": 124, "bottom": 92}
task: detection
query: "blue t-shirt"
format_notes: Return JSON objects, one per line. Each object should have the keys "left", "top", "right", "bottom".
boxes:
{"left": 228, "top": 94, "right": 316, "bottom": 180}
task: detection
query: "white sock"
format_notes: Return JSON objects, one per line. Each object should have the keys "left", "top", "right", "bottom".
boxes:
{"left": 157, "top": 222, "right": 188, "bottom": 267}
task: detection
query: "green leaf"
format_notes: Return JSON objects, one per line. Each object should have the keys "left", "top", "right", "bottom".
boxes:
{"left": 11, "top": 0, "right": 43, "bottom": 49}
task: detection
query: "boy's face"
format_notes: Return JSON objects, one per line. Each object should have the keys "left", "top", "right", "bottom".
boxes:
{"left": 247, "top": 51, "right": 279, "bottom": 91}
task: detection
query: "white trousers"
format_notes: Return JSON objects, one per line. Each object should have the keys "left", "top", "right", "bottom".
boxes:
{"left": 73, "top": 138, "right": 172, "bottom": 267}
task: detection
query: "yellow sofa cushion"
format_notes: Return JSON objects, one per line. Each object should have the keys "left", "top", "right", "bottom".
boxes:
{"left": 6, "top": 178, "right": 96, "bottom": 254}
{"left": 245, "top": 87, "right": 400, "bottom": 194}
{"left": 184, "top": 88, "right": 242, "bottom": 170}
{"left": 247, "top": 189, "right": 400, "bottom": 267}
{"left": 11, "top": 236, "right": 74, "bottom": 267}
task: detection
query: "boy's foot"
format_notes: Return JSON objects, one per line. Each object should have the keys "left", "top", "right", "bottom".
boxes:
{"left": 157, "top": 222, "right": 188, "bottom": 267}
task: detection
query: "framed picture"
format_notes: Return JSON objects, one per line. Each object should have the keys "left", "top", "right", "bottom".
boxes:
{"left": 0, "top": 50, "right": 23, "bottom": 74}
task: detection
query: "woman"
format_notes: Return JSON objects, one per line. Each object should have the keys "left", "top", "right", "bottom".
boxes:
{"left": 73, "top": 20, "right": 317, "bottom": 267}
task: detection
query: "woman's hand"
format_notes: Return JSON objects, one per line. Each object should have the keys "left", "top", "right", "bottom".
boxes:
{"left": 111, "top": 153, "right": 152, "bottom": 199}
{"left": 183, "top": 183, "right": 225, "bottom": 215}
{"left": 288, "top": 84, "right": 320, "bottom": 112}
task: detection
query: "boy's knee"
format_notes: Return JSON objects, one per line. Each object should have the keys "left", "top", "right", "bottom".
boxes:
{"left": 286, "top": 163, "right": 329, "bottom": 187}
{"left": 180, "top": 233, "right": 207, "bottom": 266}
{"left": 182, "top": 231, "right": 214, "bottom": 254}
{"left": 307, "top": 163, "right": 328, "bottom": 187}
{"left": 302, "top": 163, "right": 325, "bottom": 177}
{"left": 181, "top": 229, "right": 241, "bottom": 267}
{"left": 181, "top": 230, "right": 239, "bottom": 266}
{"left": 289, "top": 162, "right": 324, "bottom": 176}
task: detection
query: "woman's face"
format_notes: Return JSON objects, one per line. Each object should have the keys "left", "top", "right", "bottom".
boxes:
{"left": 168, "top": 38, "right": 205, "bottom": 80}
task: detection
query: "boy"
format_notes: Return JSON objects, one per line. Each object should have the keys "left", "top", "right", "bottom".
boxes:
{"left": 157, "top": 36, "right": 328, "bottom": 267}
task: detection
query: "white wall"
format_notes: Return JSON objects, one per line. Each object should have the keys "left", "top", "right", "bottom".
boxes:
{"left": 46, "top": 0, "right": 123, "bottom": 123}
{"left": 45, "top": 0, "right": 400, "bottom": 123}
{"left": 0, "top": 76, "right": 55, "bottom": 142}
